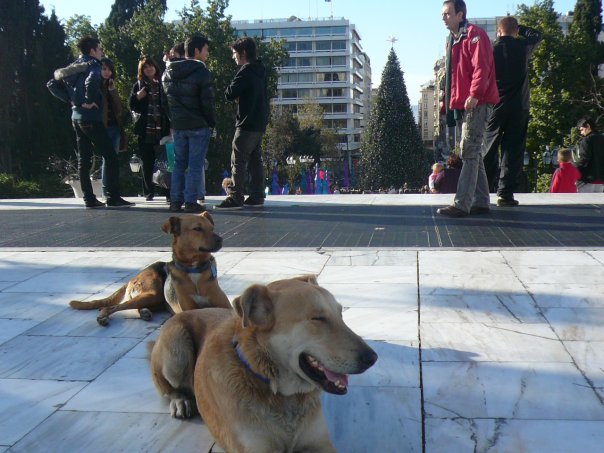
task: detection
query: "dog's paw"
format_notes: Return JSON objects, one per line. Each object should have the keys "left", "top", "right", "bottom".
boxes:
{"left": 96, "top": 315, "right": 110, "bottom": 327}
{"left": 139, "top": 308, "right": 153, "bottom": 321}
{"left": 169, "top": 398, "right": 196, "bottom": 419}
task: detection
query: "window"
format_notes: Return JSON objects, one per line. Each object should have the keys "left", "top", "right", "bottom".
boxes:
{"left": 332, "top": 103, "right": 347, "bottom": 113}
{"left": 282, "top": 89, "right": 297, "bottom": 98}
{"left": 296, "top": 27, "right": 312, "bottom": 36}
{"left": 316, "top": 41, "right": 331, "bottom": 51}
{"left": 331, "top": 40, "right": 346, "bottom": 50}
{"left": 297, "top": 41, "right": 312, "bottom": 51}
{"left": 332, "top": 56, "right": 346, "bottom": 66}
{"left": 298, "top": 73, "right": 314, "bottom": 83}
{"left": 316, "top": 56, "right": 330, "bottom": 66}
{"left": 297, "top": 57, "right": 312, "bottom": 67}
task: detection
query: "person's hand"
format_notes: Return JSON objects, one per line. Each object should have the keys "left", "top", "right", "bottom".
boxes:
{"left": 464, "top": 96, "right": 478, "bottom": 110}
{"left": 137, "top": 87, "right": 148, "bottom": 100}
{"left": 81, "top": 102, "right": 98, "bottom": 109}
{"left": 108, "top": 79, "right": 116, "bottom": 91}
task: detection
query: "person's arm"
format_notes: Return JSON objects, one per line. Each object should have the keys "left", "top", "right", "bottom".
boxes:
{"left": 519, "top": 25, "right": 542, "bottom": 57}
{"left": 225, "top": 66, "right": 250, "bottom": 101}
{"left": 107, "top": 80, "right": 124, "bottom": 121}
{"left": 200, "top": 73, "right": 216, "bottom": 128}
{"left": 83, "top": 64, "right": 101, "bottom": 108}
{"left": 468, "top": 28, "right": 494, "bottom": 107}
{"left": 576, "top": 137, "right": 591, "bottom": 173}
{"left": 550, "top": 168, "right": 560, "bottom": 193}
{"left": 129, "top": 81, "right": 147, "bottom": 112}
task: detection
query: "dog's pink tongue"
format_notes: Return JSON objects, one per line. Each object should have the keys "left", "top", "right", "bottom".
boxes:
{"left": 323, "top": 368, "right": 348, "bottom": 387}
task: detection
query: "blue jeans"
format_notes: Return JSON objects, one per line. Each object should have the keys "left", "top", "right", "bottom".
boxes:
{"left": 171, "top": 128, "right": 210, "bottom": 204}
{"left": 102, "top": 126, "right": 121, "bottom": 197}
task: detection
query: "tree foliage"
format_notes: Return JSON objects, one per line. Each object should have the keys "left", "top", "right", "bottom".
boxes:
{"left": 0, "top": 1, "right": 72, "bottom": 177}
{"left": 359, "top": 49, "right": 428, "bottom": 189}
{"left": 518, "top": 0, "right": 604, "bottom": 155}
{"left": 64, "top": 15, "right": 98, "bottom": 58}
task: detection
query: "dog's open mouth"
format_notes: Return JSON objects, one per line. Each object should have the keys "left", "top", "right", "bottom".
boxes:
{"left": 299, "top": 353, "right": 348, "bottom": 395}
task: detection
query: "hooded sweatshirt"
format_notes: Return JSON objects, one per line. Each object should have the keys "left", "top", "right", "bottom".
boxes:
{"left": 162, "top": 59, "right": 216, "bottom": 130}
{"left": 225, "top": 60, "right": 269, "bottom": 132}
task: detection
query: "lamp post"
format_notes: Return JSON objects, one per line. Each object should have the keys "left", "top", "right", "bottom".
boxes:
{"left": 129, "top": 154, "right": 145, "bottom": 195}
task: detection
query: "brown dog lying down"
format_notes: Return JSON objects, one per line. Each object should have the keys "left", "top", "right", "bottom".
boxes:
{"left": 149, "top": 275, "right": 378, "bottom": 453}
{"left": 69, "top": 212, "right": 231, "bottom": 326}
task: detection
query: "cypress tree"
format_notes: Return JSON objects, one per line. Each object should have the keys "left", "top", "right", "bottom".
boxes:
{"left": 359, "top": 48, "right": 428, "bottom": 190}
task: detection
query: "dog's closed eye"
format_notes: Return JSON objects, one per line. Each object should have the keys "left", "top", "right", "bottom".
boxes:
{"left": 311, "top": 316, "right": 327, "bottom": 322}
{"left": 193, "top": 227, "right": 205, "bottom": 232}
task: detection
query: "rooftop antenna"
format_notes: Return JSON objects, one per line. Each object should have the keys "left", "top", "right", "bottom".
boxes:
{"left": 387, "top": 36, "right": 398, "bottom": 49}
{"left": 326, "top": 0, "right": 333, "bottom": 19}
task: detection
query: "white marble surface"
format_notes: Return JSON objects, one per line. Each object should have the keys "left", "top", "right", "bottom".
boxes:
{"left": 1, "top": 248, "right": 604, "bottom": 452}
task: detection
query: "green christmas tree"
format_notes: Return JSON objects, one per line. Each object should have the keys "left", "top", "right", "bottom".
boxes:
{"left": 360, "top": 48, "right": 428, "bottom": 190}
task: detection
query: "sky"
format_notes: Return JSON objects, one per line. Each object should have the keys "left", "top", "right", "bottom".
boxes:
{"left": 40, "top": 0, "right": 579, "bottom": 105}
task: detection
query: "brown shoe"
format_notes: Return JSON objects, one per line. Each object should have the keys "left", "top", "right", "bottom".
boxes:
{"left": 470, "top": 206, "right": 491, "bottom": 215}
{"left": 437, "top": 205, "right": 468, "bottom": 218}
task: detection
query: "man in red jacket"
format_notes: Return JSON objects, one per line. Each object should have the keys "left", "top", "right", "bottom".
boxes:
{"left": 437, "top": 0, "right": 500, "bottom": 218}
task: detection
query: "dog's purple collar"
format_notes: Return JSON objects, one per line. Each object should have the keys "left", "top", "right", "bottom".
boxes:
{"left": 172, "top": 257, "right": 217, "bottom": 279}
{"left": 232, "top": 338, "right": 270, "bottom": 385}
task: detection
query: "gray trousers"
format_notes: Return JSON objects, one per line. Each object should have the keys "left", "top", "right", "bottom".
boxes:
{"left": 454, "top": 104, "right": 492, "bottom": 213}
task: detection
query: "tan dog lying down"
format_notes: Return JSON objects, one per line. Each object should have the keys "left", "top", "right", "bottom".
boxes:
{"left": 69, "top": 212, "right": 230, "bottom": 326}
{"left": 150, "top": 275, "right": 378, "bottom": 453}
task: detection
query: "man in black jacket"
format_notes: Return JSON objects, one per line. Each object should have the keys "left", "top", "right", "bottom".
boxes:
{"left": 483, "top": 16, "right": 541, "bottom": 207}
{"left": 47, "top": 36, "right": 133, "bottom": 209}
{"left": 576, "top": 117, "right": 604, "bottom": 193}
{"left": 162, "top": 35, "right": 216, "bottom": 213}
{"left": 215, "top": 37, "right": 269, "bottom": 210}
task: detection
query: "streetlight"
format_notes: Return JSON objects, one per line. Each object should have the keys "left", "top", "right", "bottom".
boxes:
{"left": 129, "top": 154, "right": 144, "bottom": 195}
{"left": 542, "top": 146, "right": 552, "bottom": 166}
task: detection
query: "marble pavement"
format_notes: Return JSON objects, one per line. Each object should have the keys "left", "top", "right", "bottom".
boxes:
{"left": 0, "top": 195, "right": 603, "bottom": 452}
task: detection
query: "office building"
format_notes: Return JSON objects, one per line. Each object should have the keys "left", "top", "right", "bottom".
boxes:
{"left": 232, "top": 16, "right": 372, "bottom": 158}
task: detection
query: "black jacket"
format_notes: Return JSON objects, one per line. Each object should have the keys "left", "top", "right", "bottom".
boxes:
{"left": 577, "top": 132, "right": 604, "bottom": 183}
{"left": 161, "top": 59, "right": 216, "bottom": 130}
{"left": 47, "top": 55, "right": 103, "bottom": 122}
{"left": 225, "top": 60, "right": 269, "bottom": 132}
{"left": 492, "top": 25, "right": 542, "bottom": 111}
{"left": 129, "top": 79, "right": 170, "bottom": 137}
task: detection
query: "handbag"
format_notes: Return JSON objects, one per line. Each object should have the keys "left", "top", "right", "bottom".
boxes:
{"left": 152, "top": 144, "right": 171, "bottom": 189}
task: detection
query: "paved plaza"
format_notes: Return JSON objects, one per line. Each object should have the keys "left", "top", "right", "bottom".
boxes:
{"left": 0, "top": 194, "right": 603, "bottom": 452}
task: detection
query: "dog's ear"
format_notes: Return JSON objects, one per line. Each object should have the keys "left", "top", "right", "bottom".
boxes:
{"left": 201, "top": 211, "right": 214, "bottom": 226}
{"left": 161, "top": 217, "right": 181, "bottom": 235}
{"left": 293, "top": 274, "right": 319, "bottom": 286}
{"left": 233, "top": 284, "right": 274, "bottom": 329}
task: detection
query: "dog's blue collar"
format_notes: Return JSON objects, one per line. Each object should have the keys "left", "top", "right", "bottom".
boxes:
{"left": 232, "top": 337, "right": 270, "bottom": 385}
{"left": 172, "top": 258, "right": 217, "bottom": 279}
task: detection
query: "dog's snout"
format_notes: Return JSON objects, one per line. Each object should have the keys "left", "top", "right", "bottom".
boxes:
{"left": 358, "top": 348, "right": 378, "bottom": 370}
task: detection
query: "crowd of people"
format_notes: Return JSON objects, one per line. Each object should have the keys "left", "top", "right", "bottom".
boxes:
{"left": 48, "top": 34, "right": 268, "bottom": 211}
{"left": 433, "top": 0, "right": 603, "bottom": 217}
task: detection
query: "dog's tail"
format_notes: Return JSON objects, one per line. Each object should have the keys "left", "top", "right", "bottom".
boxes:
{"left": 69, "top": 284, "right": 128, "bottom": 310}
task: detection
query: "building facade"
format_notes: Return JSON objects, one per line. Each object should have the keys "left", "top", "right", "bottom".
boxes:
{"left": 232, "top": 16, "right": 372, "bottom": 157}
{"left": 418, "top": 81, "right": 436, "bottom": 149}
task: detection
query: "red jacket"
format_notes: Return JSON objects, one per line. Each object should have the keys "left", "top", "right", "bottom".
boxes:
{"left": 550, "top": 162, "right": 581, "bottom": 193}
{"left": 448, "top": 23, "right": 500, "bottom": 109}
